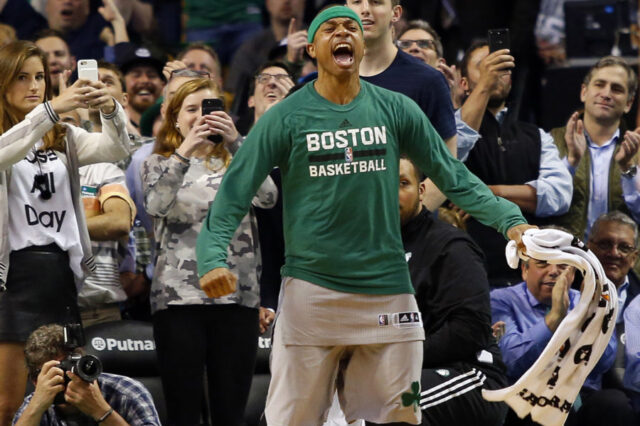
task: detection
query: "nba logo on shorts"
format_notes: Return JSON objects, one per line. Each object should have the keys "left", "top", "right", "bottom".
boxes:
{"left": 378, "top": 314, "right": 389, "bottom": 326}
{"left": 345, "top": 147, "right": 353, "bottom": 163}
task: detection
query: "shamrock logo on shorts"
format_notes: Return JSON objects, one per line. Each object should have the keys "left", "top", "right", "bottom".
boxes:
{"left": 401, "top": 381, "right": 421, "bottom": 412}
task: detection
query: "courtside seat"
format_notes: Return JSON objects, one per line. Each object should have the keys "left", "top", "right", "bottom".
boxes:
{"left": 83, "top": 320, "right": 167, "bottom": 424}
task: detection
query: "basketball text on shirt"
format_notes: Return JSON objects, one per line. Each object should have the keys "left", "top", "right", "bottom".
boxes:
{"left": 306, "top": 125, "right": 388, "bottom": 177}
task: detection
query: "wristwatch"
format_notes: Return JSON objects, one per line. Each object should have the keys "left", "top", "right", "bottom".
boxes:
{"left": 621, "top": 165, "right": 637, "bottom": 178}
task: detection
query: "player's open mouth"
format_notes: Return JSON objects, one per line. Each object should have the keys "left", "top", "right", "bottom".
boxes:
{"left": 333, "top": 43, "right": 354, "bottom": 66}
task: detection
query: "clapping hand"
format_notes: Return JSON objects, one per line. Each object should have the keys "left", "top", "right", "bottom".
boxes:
{"left": 615, "top": 127, "right": 640, "bottom": 171}
{"left": 564, "top": 112, "right": 586, "bottom": 168}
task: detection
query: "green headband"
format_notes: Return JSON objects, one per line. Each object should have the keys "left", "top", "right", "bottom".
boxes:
{"left": 307, "top": 6, "right": 363, "bottom": 44}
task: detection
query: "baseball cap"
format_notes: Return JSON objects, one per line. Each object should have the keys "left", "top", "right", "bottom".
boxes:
{"left": 116, "top": 44, "right": 165, "bottom": 80}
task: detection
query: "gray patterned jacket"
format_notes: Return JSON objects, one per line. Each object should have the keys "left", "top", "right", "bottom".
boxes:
{"left": 142, "top": 153, "right": 277, "bottom": 313}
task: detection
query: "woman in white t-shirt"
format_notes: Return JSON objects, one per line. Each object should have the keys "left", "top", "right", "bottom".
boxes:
{"left": 0, "top": 41, "right": 129, "bottom": 425}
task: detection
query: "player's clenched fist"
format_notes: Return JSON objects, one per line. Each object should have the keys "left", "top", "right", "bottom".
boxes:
{"left": 199, "top": 267, "right": 237, "bottom": 298}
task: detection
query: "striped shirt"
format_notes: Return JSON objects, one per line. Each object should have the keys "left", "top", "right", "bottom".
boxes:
{"left": 77, "top": 163, "right": 136, "bottom": 308}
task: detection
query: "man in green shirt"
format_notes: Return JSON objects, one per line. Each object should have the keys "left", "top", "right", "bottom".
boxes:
{"left": 196, "top": 6, "right": 531, "bottom": 425}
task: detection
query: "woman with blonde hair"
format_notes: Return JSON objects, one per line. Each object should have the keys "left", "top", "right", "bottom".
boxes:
{"left": 142, "top": 77, "right": 276, "bottom": 425}
{"left": 0, "top": 40, "right": 128, "bottom": 424}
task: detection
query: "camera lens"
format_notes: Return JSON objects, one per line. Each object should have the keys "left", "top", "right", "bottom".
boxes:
{"left": 74, "top": 354, "right": 102, "bottom": 382}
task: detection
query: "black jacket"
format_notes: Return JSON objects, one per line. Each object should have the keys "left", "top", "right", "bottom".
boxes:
{"left": 402, "top": 208, "right": 507, "bottom": 382}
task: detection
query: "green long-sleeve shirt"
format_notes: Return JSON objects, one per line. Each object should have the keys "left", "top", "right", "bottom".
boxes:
{"left": 197, "top": 80, "right": 526, "bottom": 295}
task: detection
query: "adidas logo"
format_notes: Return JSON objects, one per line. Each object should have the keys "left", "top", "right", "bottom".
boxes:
{"left": 339, "top": 119, "right": 352, "bottom": 128}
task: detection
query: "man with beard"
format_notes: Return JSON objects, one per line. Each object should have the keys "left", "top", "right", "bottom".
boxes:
{"left": 34, "top": 29, "right": 75, "bottom": 96}
{"left": 456, "top": 40, "right": 572, "bottom": 287}
{"left": 197, "top": 6, "right": 531, "bottom": 425}
{"left": 118, "top": 46, "right": 165, "bottom": 136}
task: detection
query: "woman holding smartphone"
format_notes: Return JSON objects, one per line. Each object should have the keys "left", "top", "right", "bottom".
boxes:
{"left": 142, "top": 78, "right": 276, "bottom": 425}
{"left": 0, "top": 41, "right": 129, "bottom": 425}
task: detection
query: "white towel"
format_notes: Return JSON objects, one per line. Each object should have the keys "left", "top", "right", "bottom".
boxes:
{"left": 483, "top": 228, "right": 618, "bottom": 426}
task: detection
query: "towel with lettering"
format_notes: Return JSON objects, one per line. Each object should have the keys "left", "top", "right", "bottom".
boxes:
{"left": 482, "top": 228, "right": 617, "bottom": 426}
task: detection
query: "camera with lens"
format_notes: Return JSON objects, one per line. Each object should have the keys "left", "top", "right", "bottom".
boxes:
{"left": 53, "top": 318, "right": 103, "bottom": 405}
{"left": 53, "top": 353, "right": 103, "bottom": 404}
{"left": 59, "top": 353, "right": 103, "bottom": 382}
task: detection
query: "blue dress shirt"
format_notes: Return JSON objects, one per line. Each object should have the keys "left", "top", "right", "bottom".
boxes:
{"left": 491, "top": 281, "right": 617, "bottom": 390}
{"left": 624, "top": 293, "right": 640, "bottom": 411}
{"left": 618, "top": 278, "right": 630, "bottom": 324}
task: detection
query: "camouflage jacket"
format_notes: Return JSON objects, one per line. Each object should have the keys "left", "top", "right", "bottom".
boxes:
{"left": 142, "top": 153, "right": 277, "bottom": 313}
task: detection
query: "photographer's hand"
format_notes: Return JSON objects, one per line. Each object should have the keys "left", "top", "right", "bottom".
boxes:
{"left": 65, "top": 372, "right": 127, "bottom": 424}
{"left": 15, "top": 361, "right": 66, "bottom": 425}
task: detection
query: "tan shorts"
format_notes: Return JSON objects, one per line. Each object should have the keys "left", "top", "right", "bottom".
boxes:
{"left": 265, "top": 277, "right": 424, "bottom": 426}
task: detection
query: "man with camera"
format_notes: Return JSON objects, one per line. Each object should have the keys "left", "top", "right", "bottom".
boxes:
{"left": 13, "top": 324, "right": 159, "bottom": 426}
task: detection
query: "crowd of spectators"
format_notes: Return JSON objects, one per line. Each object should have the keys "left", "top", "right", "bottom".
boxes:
{"left": 1, "top": 0, "right": 640, "bottom": 425}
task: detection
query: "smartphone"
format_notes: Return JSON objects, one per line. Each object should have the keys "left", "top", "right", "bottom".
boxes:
{"left": 488, "top": 28, "right": 510, "bottom": 53}
{"left": 202, "top": 98, "right": 225, "bottom": 144}
{"left": 77, "top": 59, "right": 98, "bottom": 81}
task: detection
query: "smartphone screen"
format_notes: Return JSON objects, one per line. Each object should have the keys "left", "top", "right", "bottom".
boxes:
{"left": 488, "top": 29, "right": 510, "bottom": 53}
{"left": 202, "top": 98, "right": 225, "bottom": 143}
{"left": 77, "top": 59, "right": 98, "bottom": 81}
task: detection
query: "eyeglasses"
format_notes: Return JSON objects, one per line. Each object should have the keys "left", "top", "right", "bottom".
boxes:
{"left": 396, "top": 39, "right": 437, "bottom": 51}
{"left": 255, "top": 73, "right": 291, "bottom": 85}
{"left": 169, "top": 69, "right": 210, "bottom": 80}
{"left": 590, "top": 239, "right": 637, "bottom": 255}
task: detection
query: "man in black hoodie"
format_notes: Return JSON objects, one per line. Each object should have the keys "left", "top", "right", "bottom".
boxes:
{"left": 398, "top": 156, "right": 508, "bottom": 426}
